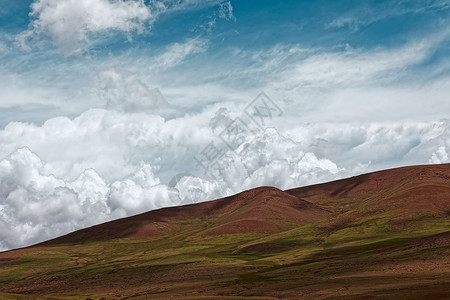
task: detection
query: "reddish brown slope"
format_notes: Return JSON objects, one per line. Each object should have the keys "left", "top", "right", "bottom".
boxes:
{"left": 39, "top": 187, "right": 328, "bottom": 246}
{"left": 287, "top": 163, "right": 450, "bottom": 214}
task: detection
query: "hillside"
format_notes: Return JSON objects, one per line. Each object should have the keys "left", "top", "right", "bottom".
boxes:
{"left": 0, "top": 164, "right": 449, "bottom": 299}
{"left": 39, "top": 187, "right": 329, "bottom": 245}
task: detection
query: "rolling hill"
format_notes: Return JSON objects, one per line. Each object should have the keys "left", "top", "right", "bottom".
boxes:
{"left": 0, "top": 164, "right": 449, "bottom": 299}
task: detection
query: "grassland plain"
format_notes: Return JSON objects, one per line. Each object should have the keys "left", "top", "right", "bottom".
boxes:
{"left": 0, "top": 164, "right": 449, "bottom": 299}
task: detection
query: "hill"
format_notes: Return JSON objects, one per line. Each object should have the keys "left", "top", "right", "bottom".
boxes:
{"left": 40, "top": 186, "right": 329, "bottom": 245}
{"left": 0, "top": 164, "right": 449, "bottom": 299}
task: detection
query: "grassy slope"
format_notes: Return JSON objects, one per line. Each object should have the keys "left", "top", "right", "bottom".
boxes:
{"left": 0, "top": 164, "right": 449, "bottom": 299}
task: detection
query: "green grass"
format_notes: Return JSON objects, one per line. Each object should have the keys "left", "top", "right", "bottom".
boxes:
{"left": 0, "top": 207, "right": 449, "bottom": 299}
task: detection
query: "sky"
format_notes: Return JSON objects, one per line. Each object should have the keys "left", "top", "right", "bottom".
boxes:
{"left": 0, "top": 0, "right": 450, "bottom": 251}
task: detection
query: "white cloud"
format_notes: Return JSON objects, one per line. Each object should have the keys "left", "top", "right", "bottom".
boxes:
{"left": 151, "top": 38, "right": 208, "bottom": 70}
{"left": 16, "top": 0, "right": 224, "bottom": 53}
{"left": 0, "top": 147, "right": 111, "bottom": 250}
{"left": 221, "top": 29, "right": 450, "bottom": 96}
{"left": 327, "top": 1, "right": 450, "bottom": 31}
{"left": 272, "top": 41, "right": 431, "bottom": 91}
{"left": 430, "top": 146, "right": 449, "bottom": 164}
{"left": 0, "top": 41, "right": 7, "bottom": 52}
{"left": 0, "top": 147, "right": 175, "bottom": 250}
{"left": 218, "top": 1, "right": 235, "bottom": 21}
{"left": 234, "top": 38, "right": 450, "bottom": 124}
{"left": 99, "top": 68, "right": 169, "bottom": 112}
{"left": 108, "top": 164, "right": 173, "bottom": 216}
{"left": 167, "top": 0, "right": 227, "bottom": 11}
{"left": 14, "top": 30, "right": 34, "bottom": 51}
{"left": 329, "top": 16, "right": 360, "bottom": 30}
{"left": 23, "top": 0, "right": 152, "bottom": 52}
{"left": 0, "top": 107, "right": 218, "bottom": 184}
{"left": 217, "top": 128, "right": 345, "bottom": 191}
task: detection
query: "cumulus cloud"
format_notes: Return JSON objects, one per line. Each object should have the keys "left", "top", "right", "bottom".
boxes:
{"left": 0, "top": 147, "right": 111, "bottom": 250}
{"left": 108, "top": 164, "right": 173, "bottom": 216}
{"left": 213, "top": 127, "right": 344, "bottom": 191}
{"left": 24, "top": 0, "right": 152, "bottom": 52}
{"left": 0, "top": 147, "right": 173, "bottom": 250}
{"left": 16, "top": 0, "right": 223, "bottom": 53}
{"left": 430, "top": 146, "right": 449, "bottom": 164}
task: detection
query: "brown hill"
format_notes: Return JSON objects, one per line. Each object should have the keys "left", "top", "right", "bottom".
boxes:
{"left": 287, "top": 163, "right": 450, "bottom": 214}
{"left": 39, "top": 164, "right": 450, "bottom": 247}
{"left": 28, "top": 164, "right": 450, "bottom": 248}
{"left": 40, "top": 186, "right": 329, "bottom": 246}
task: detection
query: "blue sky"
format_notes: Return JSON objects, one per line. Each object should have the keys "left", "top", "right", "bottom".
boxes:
{"left": 1, "top": 0, "right": 450, "bottom": 123}
{"left": 0, "top": 0, "right": 450, "bottom": 250}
